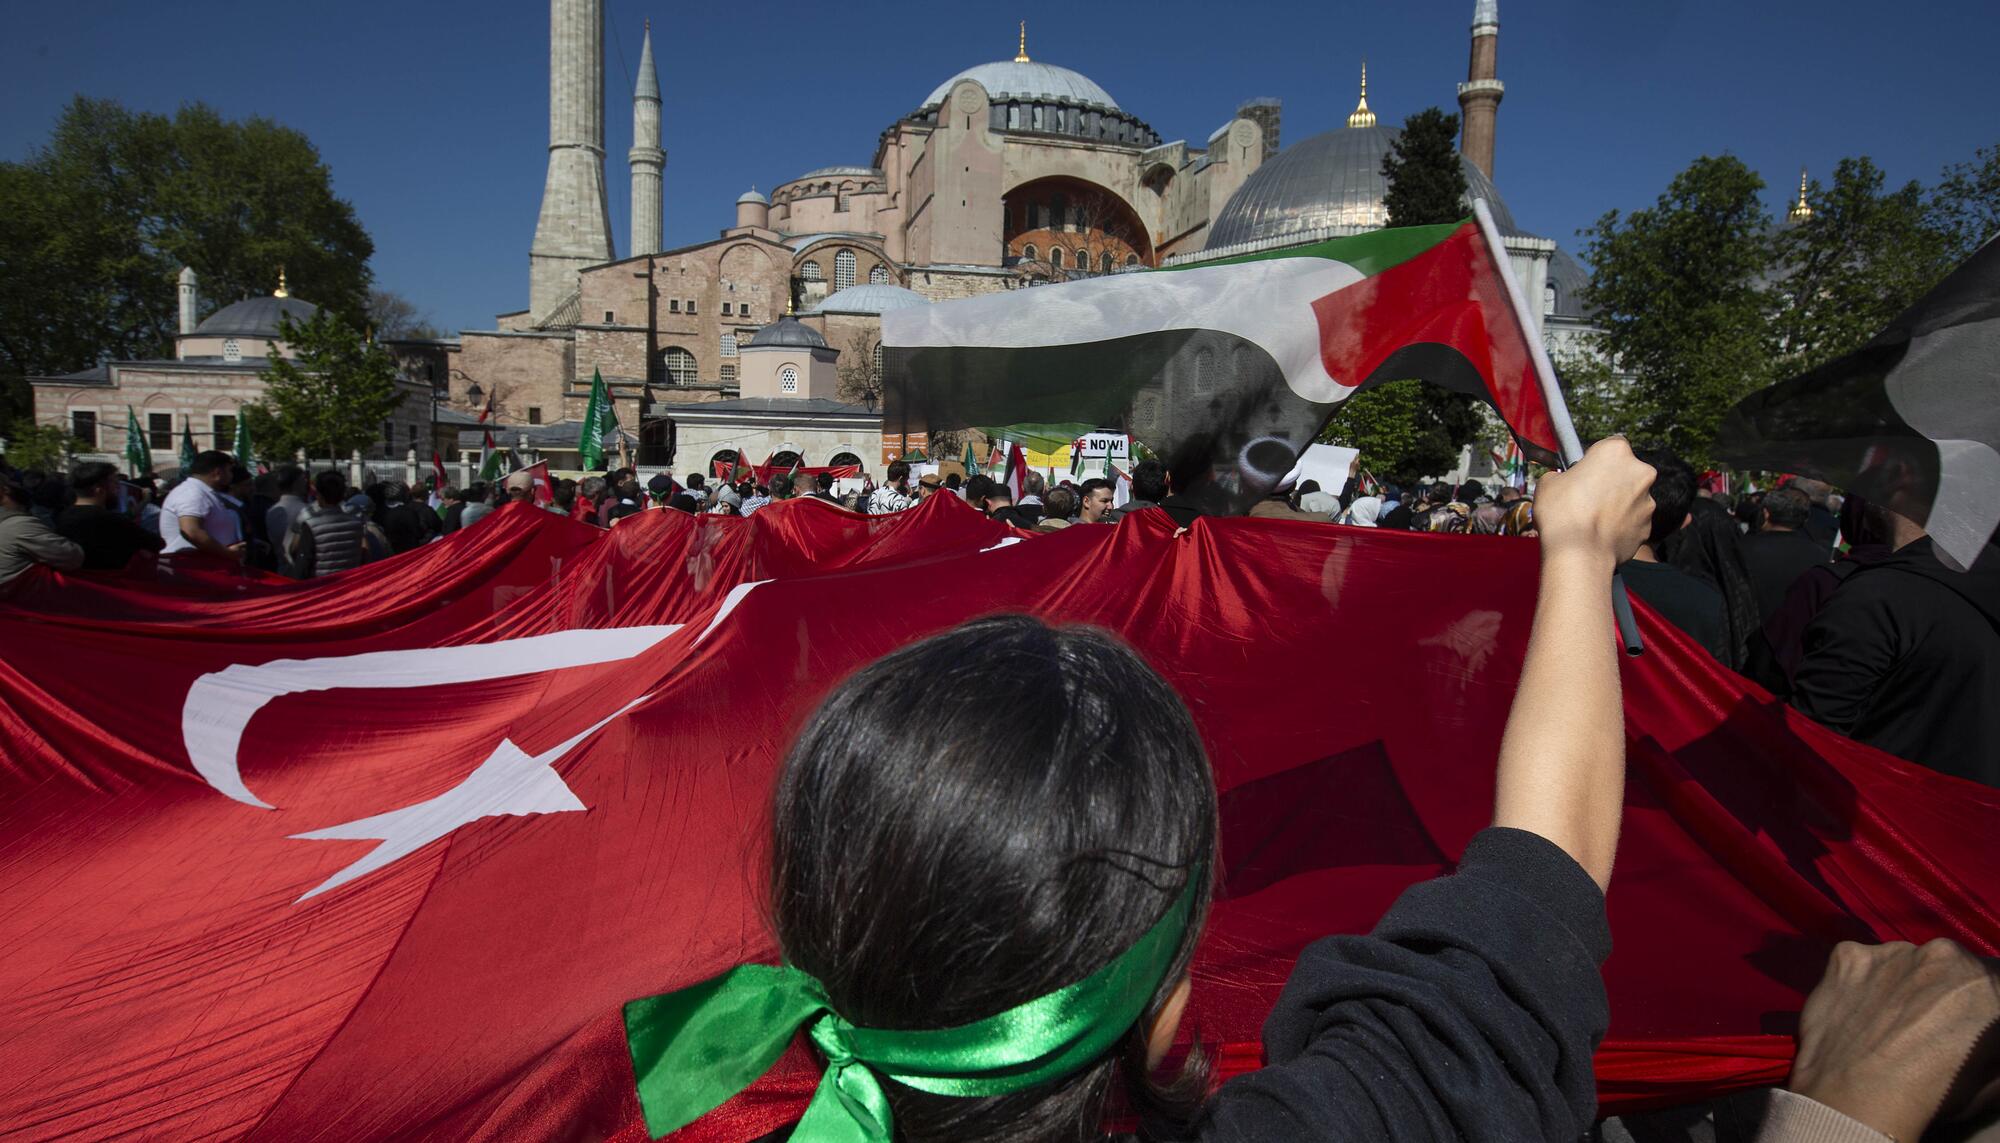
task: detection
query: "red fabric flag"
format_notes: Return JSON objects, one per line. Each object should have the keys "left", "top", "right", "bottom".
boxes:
{"left": 3, "top": 499, "right": 1998, "bottom": 1140}
{"left": 1003, "top": 443, "right": 1028, "bottom": 502}
{"left": 514, "top": 459, "right": 555, "bottom": 508}
{"left": 433, "top": 451, "right": 449, "bottom": 490}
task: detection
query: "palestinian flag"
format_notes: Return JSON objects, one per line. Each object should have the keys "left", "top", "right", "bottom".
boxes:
{"left": 123, "top": 406, "right": 150, "bottom": 478}
{"left": 1492, "top": 439, "right": 1527, "bottom": 490}
{"left": 477, "top": 431, "right": 506, "bottom": 482}
{"left": 1713, "top": 235, "right": 2000, "bottom": 571}
{"left": 178, "top": 420, "right": 198, "bottom": 475}
{"left": 1002, "top": 443, "right": 1028, "bottom": 502}
{"left": 883, "top": 214, "right": 1565, "bottom": 516}
{"left": 579, "top": 369, "right": 619, "bottom": 471}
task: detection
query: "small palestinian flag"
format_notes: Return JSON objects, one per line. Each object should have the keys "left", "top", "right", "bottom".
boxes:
{"left": 1714, "top": 235, "right": 2000, "bottom": 570}
{"left": 883, "top": 214, "right": 1563, "bottom": 517}
{"left": 478, "top": 431, "right": 506, "bottom": 481}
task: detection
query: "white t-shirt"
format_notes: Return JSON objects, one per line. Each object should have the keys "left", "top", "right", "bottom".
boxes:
{"left": 158, "top": 479, "right": 240, "bottom": 553}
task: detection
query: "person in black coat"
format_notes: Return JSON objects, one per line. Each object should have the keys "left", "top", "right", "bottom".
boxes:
{"left": 55, "top": 462, "right": 165, "bottom": 571}
{"left": 1738, "top": 487, "right": 1830, "bottom": 622}
{"left": 1792, "top": 508, "right": 2000, "bottom": 788}
{"left": 1619, "top": 449, "right": 1730, "bottom": 662}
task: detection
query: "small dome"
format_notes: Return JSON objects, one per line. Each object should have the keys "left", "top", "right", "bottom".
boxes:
{"left": 1207, "top": 124, "right": 1519, "bottom": 250}
{"left": 809, "top": 283, "right": 929, "bottom": 315}
{"left": 192, "top": 295, "right": 322, "bottom": 338}
{"left": 922, "top": 60, "right": 1118, "bottom": 111}
{"left": 745, "top": 313, "right": 829, "bottom": 349}
{"left": 737, "top": 187, "right": 768, "bottom": 205}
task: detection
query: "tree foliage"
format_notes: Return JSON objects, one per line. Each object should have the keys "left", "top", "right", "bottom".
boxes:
{"left": 1323, "top": 108, "right": 1482, "bottom": 481}
{"left": 1768, "top": 158, "right": 1955, "bottom": 372}
{"left": 1579, "top": 156, "right": 1774, "bottom": 466}
{"left": 1381, "top": 108, "right": 1469, "bottom": 228}
{"left": 246, "top": 309, "right": 404, "bottom": 463}
{"left": 0, "top": 97, "right": 373, "bottom": 380}
{"left": 366, "top": 290, "right": 442, "bottom": 340}
{"left": 1929, "top": 144, "right": 2000, "bottom": 260}
{"left": 3, "top": 419, "right": 87, "bottom": 475}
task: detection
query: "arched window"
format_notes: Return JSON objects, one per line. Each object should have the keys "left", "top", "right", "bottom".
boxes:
{"left": 1101, "top": 251, "right": 1115, "bottom": 273}
{"left": 1021, "top": 243, "right": 1038, "bottom": 262}
{"left": 661, "top": 346, "right": 698, "bottom": 386}
{"left": 834, "top": 249, "right": 857, "bottom": 291}
{"left": 771, "top": 450, "right": 803, "bottom": 470}
{"left": 868, "top": 264, "right": 889, "bottom": 285}
{"left": 1050, "top": 247, "right": 1064, "bottom": 270}
{"left": 711, "top": 449, "right": 739, "bottom": 474}
{"left": 829, "top": 451, "right": 862, "bottom": 469}
{"left": 800, "top": 260, "right": 823, "bottom": 282}
{"left": 1543, "top": 282, "right": 1558, "bottom": 317}
{"left": 1125, "top": 254, "right": 1141, "bottom": 268}
{"left": 779, "top": 365, "right": 800, "bottom": 394}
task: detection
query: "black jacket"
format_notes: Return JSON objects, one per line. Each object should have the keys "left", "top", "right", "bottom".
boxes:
{"left": 1187, "top": 828, "right": 1608, "bottom": 1140}
{"left": 1792, "top": 538, "right": 2000, "bottom": 787}
{"left": 1739, "top": 530, "right": 1830, "bottom": 622}
{"left": 54, "top": 504, "right": 164, "bottom": 571}
{"left": 1619, "top": 558, "right": 1729, "bottom": 663}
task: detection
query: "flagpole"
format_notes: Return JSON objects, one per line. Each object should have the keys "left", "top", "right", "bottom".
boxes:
{"left": 1473, "top": 199, "right": 1644, "bottom": 656}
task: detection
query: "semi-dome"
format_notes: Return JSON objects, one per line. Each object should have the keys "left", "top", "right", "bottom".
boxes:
{"left": 192, "top": 294, "right": 321, "bottom": 338}
{"left": 745, "top": 313, "right": 829, "bottom": 349}
{"left": 1207, "top": 124, "right": 1519, "bottom": 250}
{"left": 737, "top": 186, "right": 769, "bottom": 205}
{"left": 922, "top": 60, "right": 1118, "bottom": 110}
{"left": 809, "top": 283, "right": 929, "bottom": 315}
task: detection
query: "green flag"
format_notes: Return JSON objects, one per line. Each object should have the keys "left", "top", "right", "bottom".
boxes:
{"left": 963, "top": 441, "right": 978, "bottom": 475}
{"left": 178, "top": 421, "right": 198, "bottom": 476}
{"left": 579, "top": 369, "right": 619, "bottom": 471}
{"left": 124, "top": 406, "right": 150, "bottom": 477}
{"left": 233, "top": 411, "right": 254, "bottom": 471}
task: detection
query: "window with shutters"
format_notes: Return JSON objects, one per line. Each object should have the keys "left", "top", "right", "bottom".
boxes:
{"left": 660, "top": 347, "right": 699, "bottom": 385}
{"left": 834, "top": 250, "right": 856, "bottom": 291}
{"left": 71, "top": 410, "right": 97, "bottom": 448}
{"left": 148, "top": 413, "right": 173, "bottom": 450}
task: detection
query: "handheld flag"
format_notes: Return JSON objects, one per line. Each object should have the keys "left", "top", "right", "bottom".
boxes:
{"left": 579, "top": 369, "right": 619, "bottom": 471}
{"left": 883, "top": 213, "right": 1565, "bottom": 518}
{"left": 514, "top": 459, "right": 555, "bottom": 507}
{"left": 124, "top": 406, "right": 150, "bottom": 478}
{"left": 1003, "top": 443, "right": 1028, "bottom": 502}
{"left": 963, "top": 440, "right": 979, "bottom": 475}
{"left": 178, "top": 420, "right": 198, "bottom": 475}
{"left": 233, "top": 412, "right": 255, "bottom": 472}
{"left": 1713, "top": 235, "right": 2000, "bottom": 570}
{"left": 478, "top": 431, "right": 506, "bottom": 482}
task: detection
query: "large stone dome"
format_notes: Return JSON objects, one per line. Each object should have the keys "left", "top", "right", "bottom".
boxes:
{"left": 922, "top": 60, "right": 1118, "bottom": 110}
{"left": 745, "top": 313, "right": 828, "bottom": 349}
{"left": 1207, "top": 124, "right": 1519, "bottom": 250}
{"left": 808, "top": 283, "right": 929, "bottom": 316}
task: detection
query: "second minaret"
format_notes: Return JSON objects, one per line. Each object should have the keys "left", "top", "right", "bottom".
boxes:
{"left": 629, "top": 20, "right": 664, "bottom": 257}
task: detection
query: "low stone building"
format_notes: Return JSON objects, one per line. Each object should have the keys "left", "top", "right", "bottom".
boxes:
{"left": 28, "top": 270, "right": 433, "bottom": 477}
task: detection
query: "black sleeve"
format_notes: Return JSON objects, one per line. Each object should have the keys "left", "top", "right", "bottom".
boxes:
{"left": 1339, "top": 476, "right": 1360, "bottom": 510}
{"left": 1194, "top": 827, "right": 1611, "bottom": 1142}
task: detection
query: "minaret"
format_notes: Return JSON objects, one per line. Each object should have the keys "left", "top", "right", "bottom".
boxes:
{"left": 1787, "top": 168, "right": 1815, "bottom": 222}
{"left": 1457, "top": 0, "right": 1503, "bottom": 180}
{"left": 528, "top": 0, "right": 616, "bottom": 320}
{"left": 177, "top": 266, "right": 199, "bottom": 334}
{"left": 629, "top": 20, "right": 664, "bottom": 256}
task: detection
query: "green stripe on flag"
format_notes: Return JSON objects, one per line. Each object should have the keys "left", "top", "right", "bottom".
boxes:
{"left": 1178, "top": 219, "right": 1464, "bottom": 277}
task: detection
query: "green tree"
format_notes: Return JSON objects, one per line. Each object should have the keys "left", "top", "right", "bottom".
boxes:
{"left": 1550, "top": 345, "right": 1630, "bottom": 444}
{"left": 1381, "top": 108, "right": 1469, "bottom": 228}
{"left": 1580, "top": 155, "right": 1774, "bottom": 465}
{"left": 1318, "top": 380, "right": 1485, "bottom": 485}
{"left": 3, "top": 419, "right": 87, "bottom": 475}
{"left": 1322, "top": 108, "right": 1482, "bottom": 480}
{"left": 1769, "top": 157, "right": 1956, "bottom": 372}
{"left": 0, "top": 97, "right": 373, "bottom": 380}
{"left": 245, "top": 309, "right": 404, "bottom": 464}
{"left": 1929, "top": 143, "right": 2000, "bottom": 262}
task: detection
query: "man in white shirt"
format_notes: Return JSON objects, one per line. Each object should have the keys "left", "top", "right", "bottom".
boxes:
{"left": 868, "top": 461, "right": 914, "bottom": 514}
{"left": 264, "top": 465, "right": 310, "bottom": 576}
{"left": 158, "top": 450, "right": 244, "bottom": 560}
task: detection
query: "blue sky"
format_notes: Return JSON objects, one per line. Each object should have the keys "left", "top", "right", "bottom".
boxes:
{"left": 4, "top": 0, "right": 1991, "bottom": 335}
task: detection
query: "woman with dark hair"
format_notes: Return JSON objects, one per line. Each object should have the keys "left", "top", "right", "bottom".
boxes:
{"left": 626, "top": 440, "right": 1658, "bottom": 1143}
{"left": 1662, "top": 497, "right": 1761, "bottom": 670}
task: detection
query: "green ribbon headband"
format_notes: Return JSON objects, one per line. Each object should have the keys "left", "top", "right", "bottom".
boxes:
{"left": 624, "top": 870, "right": 1200, "bottom": 1142}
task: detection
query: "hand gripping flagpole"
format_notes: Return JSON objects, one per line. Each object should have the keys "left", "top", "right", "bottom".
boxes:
{"left": 1472, "top": 199, "right": 1644, "bottom": 656}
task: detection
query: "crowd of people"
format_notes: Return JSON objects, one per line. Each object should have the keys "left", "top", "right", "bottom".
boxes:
{"left": 4, "top": 439, "right": 1994, "bottom": 790}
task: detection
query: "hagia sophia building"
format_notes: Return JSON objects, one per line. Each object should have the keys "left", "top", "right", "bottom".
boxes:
{"left": 440, "top": 0, "right": 1604, "bottom": 475}
{"left": 33, "top": 0, "right": 1630, "bottom": 481}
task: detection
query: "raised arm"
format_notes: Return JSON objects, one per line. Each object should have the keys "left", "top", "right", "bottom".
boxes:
{"left": 1492, "top": 438, "right": 1653, "bottom": 890}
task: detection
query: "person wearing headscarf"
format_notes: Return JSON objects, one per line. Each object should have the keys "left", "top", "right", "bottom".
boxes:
{"left": 1428, "top": 501, "right": 1470, "bottom": 534}
{"left": 1661, "top": 497, "right": 1760, "bottom": 670}
{"left": 1501, "top": 499, "right": 1537, "bottom": 537}
{"left": 1339, "top": 496, "right": 1382, "bottom": 527}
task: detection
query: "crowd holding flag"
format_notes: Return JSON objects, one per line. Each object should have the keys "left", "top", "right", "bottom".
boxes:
{"left": 177, "top": 421, "right": 197, "bottom": 475}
